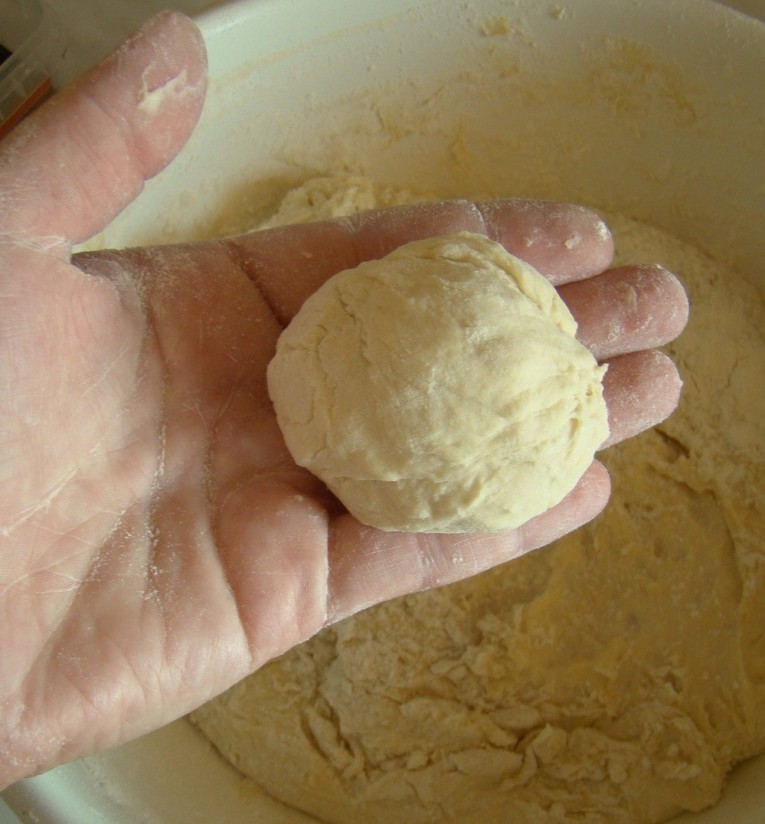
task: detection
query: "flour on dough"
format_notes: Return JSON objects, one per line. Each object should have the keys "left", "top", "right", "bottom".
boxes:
{"left": 257, "top": 175, "right": 426, "bottom": 229}
{"left": 191, "top": 178, "right": 765, "bottom": 824}
{"left": 267, "top": 231, "right": 608, "bottom": 533}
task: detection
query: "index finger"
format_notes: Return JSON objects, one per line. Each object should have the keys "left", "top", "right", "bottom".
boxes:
{"left": 221, "top": 198, "right": 614, "bottom": 326}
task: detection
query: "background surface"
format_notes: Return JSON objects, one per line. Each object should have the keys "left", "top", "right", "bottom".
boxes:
{"left": 38, "top": 0, "right": 765, "bottom": 86}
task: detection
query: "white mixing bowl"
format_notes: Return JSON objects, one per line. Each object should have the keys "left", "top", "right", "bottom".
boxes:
{"left": 6, "top": 1, "right": 764, "bottom": 821}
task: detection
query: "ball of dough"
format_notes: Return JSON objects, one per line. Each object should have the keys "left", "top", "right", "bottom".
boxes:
{"left": 267, "top": 232, "right": 608, "bottom": 532}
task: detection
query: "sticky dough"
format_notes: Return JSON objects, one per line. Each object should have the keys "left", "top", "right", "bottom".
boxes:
{"left": 267, "top": 231, "right": 608, "bottom": 532}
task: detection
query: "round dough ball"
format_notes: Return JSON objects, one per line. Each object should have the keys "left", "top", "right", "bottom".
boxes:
{"left": 267, "top": 232, "right": 608, "bottom": 532}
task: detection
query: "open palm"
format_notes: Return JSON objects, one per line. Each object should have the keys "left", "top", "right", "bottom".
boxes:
{"left": 0, "top": 12, "right": 688, "bottom": 788}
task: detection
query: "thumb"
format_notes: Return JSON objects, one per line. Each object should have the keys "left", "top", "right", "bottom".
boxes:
{"left": 0, "top": 10, "right": 206, "bottom": 245}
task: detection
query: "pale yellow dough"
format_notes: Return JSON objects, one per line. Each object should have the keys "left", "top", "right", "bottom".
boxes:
{"left": 191, "top": 177, "right": 765, "bottom": 824}
{"left": 267, "top": 231, "right": 608, "bottom": 533}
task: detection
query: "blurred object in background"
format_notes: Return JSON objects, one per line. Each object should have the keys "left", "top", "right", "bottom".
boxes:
{"left": 0, "top": 0, "right": 66, "bottom": 138}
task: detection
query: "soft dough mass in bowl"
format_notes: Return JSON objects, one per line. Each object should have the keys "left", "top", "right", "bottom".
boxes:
{"left": 15, "top": 1, "right": 763, "bottom": 823}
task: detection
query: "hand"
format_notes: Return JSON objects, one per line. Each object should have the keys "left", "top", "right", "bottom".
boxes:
{"left": 0, "top": 12, "right": 688, "bottom": 787}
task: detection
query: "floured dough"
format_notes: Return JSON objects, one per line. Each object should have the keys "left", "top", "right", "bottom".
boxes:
{"left": 191, "top": 178, "right": 765, "bottom": 824}
{"left": 257, "top": 175, "right": 426, "bottom": 229}
{"left": 267, "top": 232, "right": 608, "bottom": 533}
